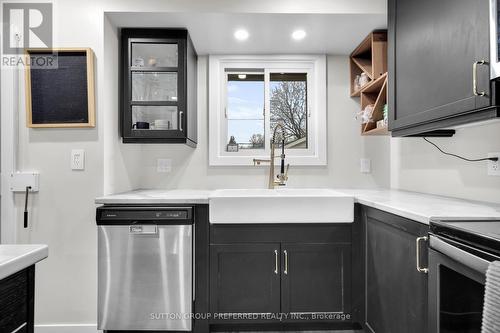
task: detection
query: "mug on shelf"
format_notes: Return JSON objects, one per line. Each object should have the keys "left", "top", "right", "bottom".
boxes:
{"left": 132, "top": 121, "right": 150, "bottom": 129}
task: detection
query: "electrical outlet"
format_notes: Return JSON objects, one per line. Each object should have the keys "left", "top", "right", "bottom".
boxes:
{"left": 488, "top": 153, "right": 500, "bottom": 176}
{"left": 360, "top": 158, "right": 371, "bottom": 174}
{"left": 157, "top": 159, "right": 172, "bottom": 173}
{"left": 71, "top": 149, "right": 85, "bottom": 170}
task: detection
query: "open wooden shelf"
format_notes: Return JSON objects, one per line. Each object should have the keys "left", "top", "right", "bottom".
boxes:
{"left": 349, "top": 30, "right": 387, "bottom": 97}
{"left": 349, "top": 30, "right": 389, "bottom": 136}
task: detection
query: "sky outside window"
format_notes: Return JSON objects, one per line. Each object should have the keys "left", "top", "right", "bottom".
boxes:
{"left": 226, "top": 73, "right": 265, "bottom": 149}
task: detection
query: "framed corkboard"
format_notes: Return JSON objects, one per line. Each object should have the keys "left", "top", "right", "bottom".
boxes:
{"left": 25, "top": 48, "right": 95, "bottom": 128}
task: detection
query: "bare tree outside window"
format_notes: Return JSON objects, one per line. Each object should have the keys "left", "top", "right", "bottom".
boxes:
{"left": 270, "top": 73, "right": 308, "bottom": 149}
{"left": 249, "top": 133, "right": 265, "bottom": 148}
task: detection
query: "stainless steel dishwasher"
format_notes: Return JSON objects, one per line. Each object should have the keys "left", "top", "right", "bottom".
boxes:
{"left": 96, "top": 206, "right": 193, "bottom": 331}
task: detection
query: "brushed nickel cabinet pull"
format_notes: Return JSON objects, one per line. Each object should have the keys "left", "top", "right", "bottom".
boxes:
{"left": 473, "top": 60, "right": 487, "bottom": 96}
{"left": 284, "top": 250, "right": 288, "bottom": 275}
{"left": 179, "top": 111, "right": 184, "bottom": 131}
{"left": 274, "top": 250, "right": 278, "bottom": 275}
{"left": 416, "top": 236, "right": 429, "bottom": 274}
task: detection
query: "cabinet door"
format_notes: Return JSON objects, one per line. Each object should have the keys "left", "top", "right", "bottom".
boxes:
{"left": 281, "top": 243, "right": 351, "bottom": 315}
{"left": 388, "top": 0, "right": 490, "bottom": 134}
{"left": 124, "top": 38, "right": 186, "bottom": 139}
{"left": 363, "top": 207, "right": 428, "bottom": 333}
{"left": 209, "top": 243, "right": 281, "bottom": 314}
{"left": 0, "top": 266, "right": 34, "bottom": 333}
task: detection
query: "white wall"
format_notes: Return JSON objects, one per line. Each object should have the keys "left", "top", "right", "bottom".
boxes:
{"left": 133, "top": 55, "right": 390, "bottom": 190}
{"left": 12, "top": 0, "right": 105, "bottom": 325}
{"left": 0, "top": 0, "right": 389, "bottom": 329}
{"left": 390, "top": 122, "right": 500, "bottom": 204}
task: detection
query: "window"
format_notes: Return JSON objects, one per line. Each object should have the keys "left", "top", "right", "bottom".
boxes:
{"left": 270, "top": 73, "right": 308, "bottom": 149}
{"left": 209, "top": 55, "right": 327, "bottom": 166}
{"left": 226, "top": 73, "right": 265, "bottom": 149}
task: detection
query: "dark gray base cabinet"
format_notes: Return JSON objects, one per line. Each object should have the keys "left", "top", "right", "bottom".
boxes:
{"left": 388, "top": 0, "right": 497, "bottom": 136}
{"left": 0, "top": 266, "right": 35, "bottom": 333}
{"left": 282, "top": 243, "right": 350, "bottom": 315}
{"left": 210, "top": 243, "right": 281, "bottom": 314}
{"left": 360, "top": 206, "right": 429, "bottom": 333}
{"left": 209, "top": 224, "right": 352, "bottom": 326}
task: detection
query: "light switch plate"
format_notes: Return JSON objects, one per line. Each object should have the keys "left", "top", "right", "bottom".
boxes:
{"left": 71, "top": 149, "right": 85, "bottom": 170}
{"left": 360, "top": 158, "right": 371, "bottom": 174}
{"left": 157, "top": 159, "right": 172, "bottom": 173}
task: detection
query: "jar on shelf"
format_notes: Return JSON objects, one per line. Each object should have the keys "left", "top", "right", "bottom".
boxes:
{"left": 354, "top": 75, "right": 361, "bottom": 91}
{"left": 359, "top": 73, "right": 370, "bottom": 87}
{"left": 355, "top": 104, "right": 375, "bottom": 124}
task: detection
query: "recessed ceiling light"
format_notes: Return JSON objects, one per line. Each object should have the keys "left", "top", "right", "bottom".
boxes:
{"left": 238, "top": 74, "right": 247, "bottom": 79}
{"left": 292, "top": 29, "right": 307, "bottom": 41}
{"left": 234, "top": 29, "right": 249, "bottom": 41}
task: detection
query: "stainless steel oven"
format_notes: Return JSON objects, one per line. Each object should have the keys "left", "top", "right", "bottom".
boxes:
{"left": 429, "top": 220, "right": 500, "bottom": 333}
{"left": 490, "top": 0, "right": 500, "bottom": 78}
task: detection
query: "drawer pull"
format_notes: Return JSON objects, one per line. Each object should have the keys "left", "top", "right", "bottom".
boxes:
{"left": 274, "top": 250, "right": 278, "bottom": 275}
{"left": 284, "top": 250, "right": 289, "bottom": 275}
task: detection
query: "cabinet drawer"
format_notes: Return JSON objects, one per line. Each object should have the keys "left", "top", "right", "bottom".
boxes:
{"left": 210, "top": 224, "right": 352, "bottom": 244}
{"left": 0, "top": 269, "right": 30, "bottom": 333}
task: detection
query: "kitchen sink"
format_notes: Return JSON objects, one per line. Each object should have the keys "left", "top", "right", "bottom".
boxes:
{"left": 209, "top": 188, "right": 354, "bottom": 223}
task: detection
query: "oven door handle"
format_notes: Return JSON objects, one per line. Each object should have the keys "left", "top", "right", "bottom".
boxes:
{"left": 416, "top": 236, "right": 429, "bottom": 273}
{"left": 429, "top": 235, "right": 491, "bottom": 275}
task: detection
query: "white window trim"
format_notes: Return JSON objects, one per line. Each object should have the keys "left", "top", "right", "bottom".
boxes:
{"left": 209, "top": 55, "right": 327, "bottom": 166}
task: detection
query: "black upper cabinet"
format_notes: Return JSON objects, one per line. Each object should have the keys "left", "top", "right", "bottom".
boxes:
{"left": 120, "top": 29, "right": 197, "bottom": 146}
{"left": 388, "top": 0, "right": 497, "bottom": 136}
{"left": 362, "top": 206, "right": 428, "bottom": 333}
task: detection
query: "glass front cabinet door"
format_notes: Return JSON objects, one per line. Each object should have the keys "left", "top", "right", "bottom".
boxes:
{"left": 121, "top": 29, "right": 197, "bottom": 146}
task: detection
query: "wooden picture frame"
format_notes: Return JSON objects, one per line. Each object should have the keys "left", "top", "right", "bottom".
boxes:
{"left": 25, "top": 48, "right": 95, "bottom": 128}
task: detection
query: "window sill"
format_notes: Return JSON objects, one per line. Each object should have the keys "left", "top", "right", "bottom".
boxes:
{"left": 209, "top": 155, "right": 327, "bottom": 166}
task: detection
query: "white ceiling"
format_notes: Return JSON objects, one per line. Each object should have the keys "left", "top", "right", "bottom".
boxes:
{"left": 107, "top": 12, "right": 387, "bottom": 55}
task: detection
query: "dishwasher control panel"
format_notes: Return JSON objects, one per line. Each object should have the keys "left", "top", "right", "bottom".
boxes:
{"left": 96, "top": 206, "right": 193, "bottom": 225}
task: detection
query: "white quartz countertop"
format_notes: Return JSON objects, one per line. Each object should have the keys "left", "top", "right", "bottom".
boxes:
{"left": 95, "top": 189, "right": 211, "bottom": 204}
{"left": 0, "top": 244, "right": 48, "bottom": 281}
{"left": 337, "top": 189, "right": 500, "bottom": 224}
{"left": 95, "top": 188, "right": 500, "bottom": 225}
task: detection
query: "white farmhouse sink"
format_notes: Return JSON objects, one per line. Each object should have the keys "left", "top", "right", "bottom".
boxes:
{"left": 209, "top": 188, "right": 354, "bottom": 224}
